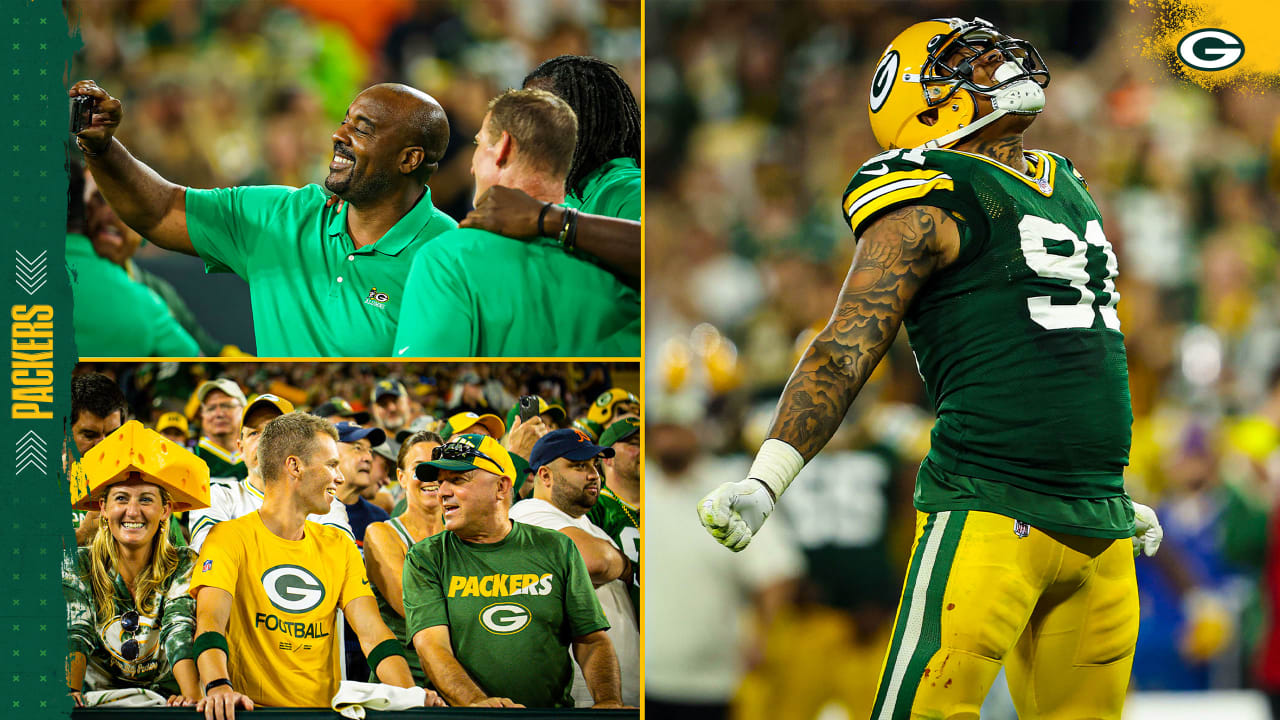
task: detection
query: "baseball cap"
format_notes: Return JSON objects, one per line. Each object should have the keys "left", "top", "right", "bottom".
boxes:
{"left": 372, "top": 379, "right": 407, "bottom": 403}
{"left": 335, "top": 421, "right": 387, "bottom": 447}
{"left": 155, "top": 412, "right": 189, "bottom": 436}
{"left": 313, "top": 397, "right": 371, "bottom": 425}
{"left": 196, "top": 378, "right": 247, "bottom": 407}
{"left": 242, "top": 393, "right": 295, "bottom": 424}
{"left": 572, "top": 417, "right": 600, "bottom": 442}
{"left": 529, "top": 428, "right": 615, "bottom": 473}
{"left": 445, "top": 411, "right": 506, "bottom": 439}
{"left": 396, "top": 415, "right": 440, "bottom": 444}
{"left": 415, "top": 434, "right": 516, "bottom": 482}
{"left": 598, "top": 417, "right": 640, "bottom": 447}
{"left": 458, "top": 371, "right": 482, "bottom": 385}
{"left": 503, "top": 396, "right": 567, "bottom": 430}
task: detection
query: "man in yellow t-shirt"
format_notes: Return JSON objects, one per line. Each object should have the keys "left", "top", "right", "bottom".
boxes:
{"left": 191, "top": 412, "right": 443, "bottom": 716}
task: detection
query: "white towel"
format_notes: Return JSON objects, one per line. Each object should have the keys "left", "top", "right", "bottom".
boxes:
{"left": 331, "top": 681, "right": 428, "bottom": 719}
{"left": 83, "top": 688, "right": 168, "bottom": 707}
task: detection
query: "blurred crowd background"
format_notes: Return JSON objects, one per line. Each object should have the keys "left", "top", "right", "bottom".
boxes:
{"left": 645, "top": 1, "right": 1280, "bottom": 718}
{"left": 67, "top": 0, "right": 641, "bottom": 352}
{"left": 74, "top": 360, "right": 638, "bottom": 436}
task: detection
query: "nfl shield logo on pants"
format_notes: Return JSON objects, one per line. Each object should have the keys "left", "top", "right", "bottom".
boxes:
{"left": 1014, "top": 520, "right": 1030, "bottom": 538}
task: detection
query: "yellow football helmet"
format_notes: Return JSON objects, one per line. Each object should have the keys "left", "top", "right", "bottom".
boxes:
{"left": 868, "top": 17, "right": 1050, "bottom": 150}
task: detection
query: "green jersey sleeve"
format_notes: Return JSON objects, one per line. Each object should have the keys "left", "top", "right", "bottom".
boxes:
{"left": 63, "top": 549, "right": 96, "bottom": 658}
{"left": 159, "top": 548, "right": 197, "bottom": 664}
{"left": 841, "top": 148, "right": 983, "bottom": 239}
{"left": 401, "top": 539, "right": 447, "bottom": 641}
{"left": 560, "top": 536, "right": 609, "bottom": 640}
{"left": 184, "top": 185, "right": 300, "bottom": 278}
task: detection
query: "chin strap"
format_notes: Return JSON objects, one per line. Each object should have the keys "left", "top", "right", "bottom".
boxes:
{"left": 922, "top": 62, "right": 1045, "bottom": 150}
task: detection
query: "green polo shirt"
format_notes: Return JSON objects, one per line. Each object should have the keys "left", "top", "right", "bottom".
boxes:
{"left": 185, "top": 184, "right": 456, "bottom": 357}
{"left": 393, "top": 229, "right": 640, "bottom": 357}
{"left": 66, "top": 234, "right": 200, "bottom": 357}
{"left": 565, "top": 157, "right": 640, "bottom": 221}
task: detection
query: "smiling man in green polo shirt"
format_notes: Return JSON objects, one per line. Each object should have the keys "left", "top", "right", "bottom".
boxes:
{"left": 68, "top": 80, "right": 456, "bottom": 357}
{"left": 393, "top": 89, "right": 640, "bottom": 358}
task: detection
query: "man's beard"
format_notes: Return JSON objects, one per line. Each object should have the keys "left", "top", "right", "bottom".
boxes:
{"left": 325, "top": 165, "right": 394, "bottom": 207}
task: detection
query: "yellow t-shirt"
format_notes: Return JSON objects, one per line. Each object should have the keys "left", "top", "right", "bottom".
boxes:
{"left": 191, "top": 512, "right": 371, "bottom": 707}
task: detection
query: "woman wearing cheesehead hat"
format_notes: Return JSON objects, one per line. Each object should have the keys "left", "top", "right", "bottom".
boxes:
{"left": 64, "top": 421, "right": 211, "bottom": 707}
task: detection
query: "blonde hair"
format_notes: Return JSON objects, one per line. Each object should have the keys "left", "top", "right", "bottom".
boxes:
{"left": 486, "top": 89, "right": 578, "bottom": 180}
{"left": 87, "top": 485, "right": 181, "bottom": 625}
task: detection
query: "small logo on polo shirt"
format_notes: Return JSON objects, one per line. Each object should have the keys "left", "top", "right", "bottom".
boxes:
{"left": 202, "top": 560, "right": 213, "bottom": 572}
{"left": 364, "top": 287, "right": 390, "bottom": 309}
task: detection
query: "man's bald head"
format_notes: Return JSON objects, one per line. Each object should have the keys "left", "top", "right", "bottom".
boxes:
{"left": 361, "top": 83, "right": 450, "bottom": 177}
{"left": 327, "top": 83, "right": 451, "bottom": 203}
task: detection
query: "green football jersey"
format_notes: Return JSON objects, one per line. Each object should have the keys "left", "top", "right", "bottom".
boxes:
{"left": 587, "top": 487, "right": 639, "bottom": 614}
{"left": 841, "top": 148, "right": 1133, "bottom": 538}
{"left": 402, "top": 521, "right": 608, "bottom": 708}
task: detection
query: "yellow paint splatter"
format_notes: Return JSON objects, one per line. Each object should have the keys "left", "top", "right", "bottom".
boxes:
{"left": 1134, "top": 0, "right": 1280, "bottom": 92}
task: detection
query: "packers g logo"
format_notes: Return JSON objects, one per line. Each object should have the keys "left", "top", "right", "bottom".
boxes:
{"left": 1176, "top": 29, "right": 1244, "bottom": 71}
{"left": 869, "top": 50, "right": 899, "bottom": 113}
{"left": 480, "top": 602, "right": 530, "bottom": 635}
{"left": 261, "top": 565, "right": 326, "bottom": 614}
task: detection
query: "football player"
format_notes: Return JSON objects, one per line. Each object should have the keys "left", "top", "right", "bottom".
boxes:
{"left": 698, "top": 17, "right": 1163, "bottom": 720}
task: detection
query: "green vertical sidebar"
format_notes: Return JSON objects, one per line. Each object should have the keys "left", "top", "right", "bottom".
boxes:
{"left": 0, "top": 1, "right": 80, "bottom": 719}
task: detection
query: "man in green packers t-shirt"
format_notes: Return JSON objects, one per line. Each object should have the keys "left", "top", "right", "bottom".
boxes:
{"left": 401, "top": 434, "right": 624, "bottom": 709}
{"left": 393, "top": 89, "right": 640, "bottom": 358}
{"left": 68, "top": 79, "right": 456, "bottom": 357}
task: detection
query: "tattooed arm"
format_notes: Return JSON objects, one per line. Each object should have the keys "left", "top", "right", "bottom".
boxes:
{"left": 770, "top": 205, "right": 959, "bottom": 461}
{"left": 698, "top": 205, "right": 959, "bottom": 551}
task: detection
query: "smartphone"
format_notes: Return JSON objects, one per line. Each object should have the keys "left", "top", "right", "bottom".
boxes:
{"left": 70, "top": 95, "right": 95, "bottom": 135}
{"left": 518, "top": 395, "right": 540, "bottom": 422}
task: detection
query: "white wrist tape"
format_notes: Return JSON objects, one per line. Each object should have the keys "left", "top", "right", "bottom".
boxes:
{"left": 747, "top": 438, "right": 805, "bottom": 501}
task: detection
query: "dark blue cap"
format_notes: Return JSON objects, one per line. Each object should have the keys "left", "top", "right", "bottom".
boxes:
{"left": 335, "top": 421, "right": 386, "bottom": 447}
{"left": 529, "top": 428, "right": 614, "bottom": 473}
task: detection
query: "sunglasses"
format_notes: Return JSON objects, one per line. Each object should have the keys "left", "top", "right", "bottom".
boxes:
{"left": 119, "top": 610, "right": 140, "bottom": 662}
{"left": 432, "top": 442, "right": 500, "bottom": 471}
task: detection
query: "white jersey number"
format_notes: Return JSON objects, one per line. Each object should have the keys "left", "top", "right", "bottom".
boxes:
{"left": 1019, "top": 216, "right": 1120, "bottom": 331}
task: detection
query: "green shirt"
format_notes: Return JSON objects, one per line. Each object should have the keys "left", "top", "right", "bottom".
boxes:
{"left": 63, "top": 546, "right": 198, "bottom": 694}
{"left": 195, "top": 437, "right": 247, "bottom": 481}
{"left": 393, "top": 229, "right": 640, "bottom": 357}
{"left": 66, "top": 234, "right": 200, "bottom": 358}
{"left": 841, "top": 148, "right": 1133, "bottom": 538}
{"left": 587, "top": 487, "right": 640, "bottom": 614}
{"left": 185, "top": 184, "right": 457, "bottom": 357}
{"left": 565, "top": 158, "right": 640, "bottom": 221}
{"left": 402, "top": 521, "right": 608, "bottom": 708}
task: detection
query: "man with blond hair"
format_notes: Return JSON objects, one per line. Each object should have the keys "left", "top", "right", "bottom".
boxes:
{"left": 192, "top": 412, "right": 441, "bottom": 716}
{"left": 393, "top": 89, "right": 640, "bottom": 357}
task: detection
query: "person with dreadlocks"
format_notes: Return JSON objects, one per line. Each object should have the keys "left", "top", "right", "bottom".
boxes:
{"left": 393, "top": 88, "right": 640, "bottom": 357}
{"left": 459, "top": 55, "right": 640, "bottom": 285}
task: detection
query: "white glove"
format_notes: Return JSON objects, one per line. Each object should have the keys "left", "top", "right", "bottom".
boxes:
{"left": 1131, "top": 501, "right": 1163, "bottom": 557}
{"left": 698, "top": 478, "right": 775, "bottom": 552}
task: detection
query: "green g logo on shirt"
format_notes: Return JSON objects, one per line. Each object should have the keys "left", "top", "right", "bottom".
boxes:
{"left": 480, "top": 602, "right": 530, "bottom": 635}
{"left": 261, "top": 565, "right": 326, "bottom": 614}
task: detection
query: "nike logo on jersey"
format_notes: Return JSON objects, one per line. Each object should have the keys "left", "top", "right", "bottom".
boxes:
{"left": 397, "top": 346, "right": 410, "bottom": 356}
{"left": 861, "top": 164, "right": 890, "bottom": 176}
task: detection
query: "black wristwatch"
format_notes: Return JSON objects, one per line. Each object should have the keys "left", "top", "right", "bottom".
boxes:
{"left": 205, "top": 678, "right": 233, "bottom": 694}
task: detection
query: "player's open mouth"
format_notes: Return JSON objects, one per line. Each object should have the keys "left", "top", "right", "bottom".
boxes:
{"left": 121, "top": 521, "right": 146, "bottom": 529}
{"left": 329, "top": 154, "right": 354, "bottom": 171}
{"left": 421, "top": 482, "right": 439, "bottom": 495}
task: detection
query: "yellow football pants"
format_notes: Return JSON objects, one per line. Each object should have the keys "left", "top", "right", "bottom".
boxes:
{"left": 870, "top": 509, "right": 1138, "bottom": 720}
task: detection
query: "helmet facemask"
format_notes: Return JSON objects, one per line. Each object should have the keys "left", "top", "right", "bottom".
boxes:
{"left": 919, "top": 20, "right": 1050, "bottom": 114}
